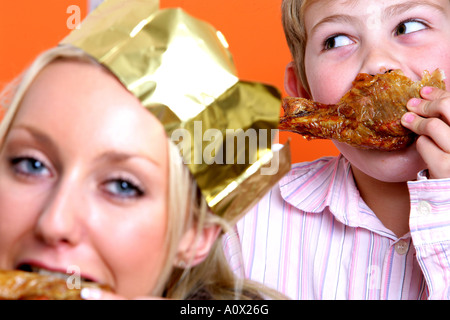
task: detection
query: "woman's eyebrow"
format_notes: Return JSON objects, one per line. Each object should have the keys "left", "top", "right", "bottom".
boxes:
{"left": 95, "top": 150, "right": 162, "bottom": 168}
{"left": 8, "top": 125, "right": 57, "bottom": 151}
{"left": 8, "top": 125, "right": 162, "bottom": 168}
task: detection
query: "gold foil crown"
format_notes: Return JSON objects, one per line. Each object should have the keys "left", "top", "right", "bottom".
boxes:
{"left": 61, "top": 0, "right": 290, "bottom": 223}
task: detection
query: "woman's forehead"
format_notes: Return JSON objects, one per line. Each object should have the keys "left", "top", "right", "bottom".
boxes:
{"left": 11, "top": 59, "right": 168, "bottom": 164}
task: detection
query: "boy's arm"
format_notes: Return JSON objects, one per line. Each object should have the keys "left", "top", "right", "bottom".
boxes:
{"left": 402, "top": 83, "right": 450, "bottom": 299}
{"left": 409, "top": 176, "right": 450, "bottom": 299}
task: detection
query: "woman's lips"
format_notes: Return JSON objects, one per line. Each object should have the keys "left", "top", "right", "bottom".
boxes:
{"left": 16, "top": 261, "right": 97, "bottom": 283}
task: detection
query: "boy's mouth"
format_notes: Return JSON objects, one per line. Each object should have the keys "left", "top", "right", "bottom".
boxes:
{"left": 279, "top": 69, "right": 446, "bottom": 151}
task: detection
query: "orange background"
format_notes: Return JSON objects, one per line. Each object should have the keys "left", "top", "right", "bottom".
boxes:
{"left": 0, "top": 0, "right": 339, "bottom": 163}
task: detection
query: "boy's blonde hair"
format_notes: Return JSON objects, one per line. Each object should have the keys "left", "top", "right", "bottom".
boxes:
{"left": 282, "top": 0, "right": 313, "bottom": 95}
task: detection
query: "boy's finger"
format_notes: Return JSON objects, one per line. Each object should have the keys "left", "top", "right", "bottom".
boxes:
{"left": 406, "top": 98, "right": 439, "bottom": 118}
{"left": 416, "top": 135, "right": 450, "bottom": 179}
{"left": 408, "top": 87, "right": 450, "bottom": 121}
{"left": 420, "top": 86, "right": 448, "bottom": 100}
{"left": 401, "top": 112, "right": 450, "bottom": 153}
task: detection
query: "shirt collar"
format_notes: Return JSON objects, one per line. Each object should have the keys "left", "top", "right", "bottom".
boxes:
{"left": 279, "top": 155, "right": 355, "bottom": 212}
{"left": 278, "top": 155, "right": 393, "bottom": 236}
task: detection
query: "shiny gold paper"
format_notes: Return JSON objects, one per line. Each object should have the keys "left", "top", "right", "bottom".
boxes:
{"left": 61, "top": 0, "right": 291, "bottom": 222}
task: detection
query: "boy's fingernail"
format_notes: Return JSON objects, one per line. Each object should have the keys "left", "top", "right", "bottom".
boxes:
{"left": 80, "top": 287, "right": 102, "bottom": 300}
{"left": 408, "top": 98, "right": 421, "bottom": 108}
{"left": 421, "top": 86, "right": 433, "bottom": 95}
{"left": 402, "top": 113, "right": 415, "bottom": 124}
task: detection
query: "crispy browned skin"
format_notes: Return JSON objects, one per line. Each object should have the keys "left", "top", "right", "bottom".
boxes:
{"left": 279, "top": 69, "right": 446, "bottom": 151}
{"left": 0, "top": 270, "right": 108, "bottom": 300}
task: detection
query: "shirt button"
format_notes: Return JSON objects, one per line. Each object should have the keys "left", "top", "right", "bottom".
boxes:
{"left": 418, "top": 201, "right": 432, "bottom": 215}
{"left": 395, "top": 240, "right": 409, "bottom": 255}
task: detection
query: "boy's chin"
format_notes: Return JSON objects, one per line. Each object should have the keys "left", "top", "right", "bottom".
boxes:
{"left": 333, "top": 140, "right": 427, "bottom": 183}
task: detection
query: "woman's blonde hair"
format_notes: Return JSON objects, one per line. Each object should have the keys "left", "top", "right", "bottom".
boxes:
{"left": 0, "top": 45, "right": 286, "bottom": 300}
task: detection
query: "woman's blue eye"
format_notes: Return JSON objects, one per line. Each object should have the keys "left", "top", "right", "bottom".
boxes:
{"left": 324, "top": 34, "right": 354, "bottom": 50}
{"left": 11, "top": 157, "right": 50, "bottom": 176}
{"left": 103, "top": 179, "right": 144, "bottom": 198}
{"left": 395, "top": 20, "right": 427, "bottom": 36}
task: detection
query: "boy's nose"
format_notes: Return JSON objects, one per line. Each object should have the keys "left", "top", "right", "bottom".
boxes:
{"left": 34, "top": 179, "right": 84, "bottom": 247}
{"left": 360, "top": 46, "right": 403, "bottom": 75}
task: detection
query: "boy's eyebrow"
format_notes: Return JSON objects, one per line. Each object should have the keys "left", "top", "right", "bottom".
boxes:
{"left": 310, "top": 14, "right": 360, "bottom": 36}
{"left": 385, "top": 1, "right": 446, "bottom": 19}
{"left": 310, "top": 1, "right": 445, "bottom": 37}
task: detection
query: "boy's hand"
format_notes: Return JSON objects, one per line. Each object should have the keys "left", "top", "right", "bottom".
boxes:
{"left": 401, "top": 87, "right": 450, "bottom": 179}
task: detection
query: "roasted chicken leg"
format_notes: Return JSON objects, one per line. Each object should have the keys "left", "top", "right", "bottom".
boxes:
{"left": 279, "top": 69, "right": 446, "bottom": 151}
{"left": 0, "top": 270, "right": 109, "bottom": 300}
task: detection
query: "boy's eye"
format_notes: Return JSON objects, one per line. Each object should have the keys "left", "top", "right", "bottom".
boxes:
{"left": 394, "top": 20, "right": 427, "bottom": 36}
{"left": 11, "top": 157, "right": 51, "bottom": 177}
{"left": 101, "top": 179, "right": 144, "bottom": 199}
{"left": 324, "top": 34, "right": 354, "bottom": 50}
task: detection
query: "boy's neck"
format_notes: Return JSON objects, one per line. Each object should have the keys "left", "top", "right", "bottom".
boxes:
{"left": 351, "top": 165, "right": 411, "bottom": 238}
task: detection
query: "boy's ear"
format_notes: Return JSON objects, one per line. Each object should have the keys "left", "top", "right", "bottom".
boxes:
{"left": 284, "top": 61, "right": 311, "bottom": 99}
{"left": 174, "top": 223, "right": 221, "bottom": 268}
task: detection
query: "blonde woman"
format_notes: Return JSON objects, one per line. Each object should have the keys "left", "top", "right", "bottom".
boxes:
{"left": 0, "top": 1, "right": 289, "bottom": 300}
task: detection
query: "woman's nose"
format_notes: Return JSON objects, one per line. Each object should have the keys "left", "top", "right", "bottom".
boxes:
{"left": 34, "top": 178, "right": 84, "bottom": 247}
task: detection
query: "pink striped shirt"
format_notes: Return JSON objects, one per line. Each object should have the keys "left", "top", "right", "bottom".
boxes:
{"left": 224, "top": 155, "right": 450, "bottom": 299}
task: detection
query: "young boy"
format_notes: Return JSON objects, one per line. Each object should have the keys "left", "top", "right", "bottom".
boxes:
{"left": 225, "top": 0, "right": 450, "bottom": 299}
